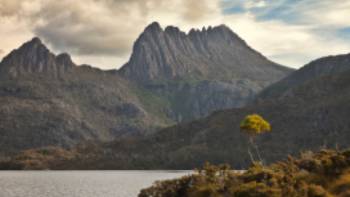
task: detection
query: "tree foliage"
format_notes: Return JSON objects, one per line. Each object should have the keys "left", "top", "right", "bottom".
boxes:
{"left": 240, "top": 114, "right": 271, "bottom": 136}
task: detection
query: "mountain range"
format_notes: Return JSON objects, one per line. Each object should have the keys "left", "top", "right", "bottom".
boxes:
{"left": 0, "top": 22, "right": 291, "bottom": 155}
{"left": 15, "top": 52, "right": 350, "bottom": 170}
{"left": 61, "top": 52, "right": 350, "bottom": 170}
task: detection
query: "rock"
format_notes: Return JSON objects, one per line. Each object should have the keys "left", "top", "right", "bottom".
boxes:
{"left": 0, "top": 37, "right": 74, "bottom": 78}
{"left": 119, "top": 22, "right": 293, "bottom": 122}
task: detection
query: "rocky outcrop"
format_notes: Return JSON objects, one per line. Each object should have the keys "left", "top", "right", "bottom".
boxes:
{"left": 0, "top": 38, "right": 74, "bottom": 78}
{"left": 119, "top": 22, "right": 293, "bottom": 121}
{"left": 120, "top": 22, "right": 291, "bottom": 83}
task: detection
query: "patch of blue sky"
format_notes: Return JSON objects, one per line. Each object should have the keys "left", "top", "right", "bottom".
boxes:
{"left": 255, "top": 6, "right": 299, "bottom": 23}
{"left": 220, "top": 0, "right": 246, "bottom": 14}
{"left": 220, "top": 0, "right": 308, "bottom": 24}
{"left": 222, "top": 6, "right": 245, "bottom": 14}
{"left": 336, "top": 27, "right": 350, "bottom": 40}
{"left": 254, "top": 0, "right": 305, "bottom": 23}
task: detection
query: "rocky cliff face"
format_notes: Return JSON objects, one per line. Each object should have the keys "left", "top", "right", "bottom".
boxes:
{"left": 0, "top": 38, "right": 74, "bottom": 78}
{"left": 119, "top": 22, "right": 293, "bottom": 121}
{"left": 120, "top": 22, "right": 290, "bottom": 83}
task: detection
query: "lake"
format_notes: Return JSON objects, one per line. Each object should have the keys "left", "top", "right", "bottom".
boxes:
{"left": 0, "top": 171, "right": 190, "bottom": 197}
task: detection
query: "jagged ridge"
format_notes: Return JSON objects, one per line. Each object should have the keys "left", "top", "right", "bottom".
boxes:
{"left": 119, "top": 22, "right": 291, "bottom": 83}
{"left": 0, "top": 37, "right": 74, "bottom": 78}
{"left": 118, "top": 22, "right": 293, "bottom": 121}
{"left": 0, "top": 22, "right": 293, "bottom": 154}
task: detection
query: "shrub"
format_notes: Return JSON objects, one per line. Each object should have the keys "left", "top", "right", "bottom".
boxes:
{"left": 139, "top": 149, "right": 350, "bottom": 197}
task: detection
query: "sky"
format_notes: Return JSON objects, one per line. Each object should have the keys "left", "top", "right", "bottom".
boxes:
{"left": 0, "top": 0, "right": 350, "bottom": 70}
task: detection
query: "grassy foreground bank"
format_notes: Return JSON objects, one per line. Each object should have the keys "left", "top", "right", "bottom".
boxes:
{"left": 139, "top": 149, "right": 350, "bottom": 197}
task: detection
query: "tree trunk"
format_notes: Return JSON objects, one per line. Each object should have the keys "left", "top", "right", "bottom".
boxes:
{"left": 249, "top": 137, "right": 263, "bottom": 165}
{"left": 247, "top": 147, "right": 255, "bottom": 164}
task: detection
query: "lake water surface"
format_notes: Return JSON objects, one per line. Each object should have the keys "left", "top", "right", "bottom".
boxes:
{"left": 0, "top": 171, "right": 190, "bottom": 197}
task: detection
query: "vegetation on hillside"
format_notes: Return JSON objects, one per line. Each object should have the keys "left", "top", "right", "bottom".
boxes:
{"left": 0, "top": 147, "right": 75, "bottom": 170}
{"left": 139, "top": 149, "right": 350, "bottom": 197}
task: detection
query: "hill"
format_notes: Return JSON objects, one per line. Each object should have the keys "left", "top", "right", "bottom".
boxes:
{"left": 259, "top": 53, "right": 350, "bottom": 99}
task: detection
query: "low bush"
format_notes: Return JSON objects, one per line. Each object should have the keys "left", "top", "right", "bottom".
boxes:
{"left": 139, "top": 149, "right": 350, "bottom": 197}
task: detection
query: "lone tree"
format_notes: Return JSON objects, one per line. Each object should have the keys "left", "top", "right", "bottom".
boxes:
{"left": 240, "top": 114, "right": 271, "bottom": 164}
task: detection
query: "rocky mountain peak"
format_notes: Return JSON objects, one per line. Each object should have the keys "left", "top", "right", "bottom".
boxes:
{"left": 26, "top": 37, "right": 43, "bottom": 47}
{"left": 56, "top": 53, "right": 75, "bottom": 68}
{"left": 11, "top": 37, "right": 50, "bottom": 59}
{"left": 119, "top": 22, "right": 291, "bottom": 83}
{"left": 0, "top": 37, "right": 75, "bottom": 78}
{"left": 164, "top": 26, "right": 183, "bottom": 35}
{"left": 144, "top": 22, "right": 163, "bottom": 34}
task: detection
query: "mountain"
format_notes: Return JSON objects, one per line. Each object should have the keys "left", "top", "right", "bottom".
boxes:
{"left": 120, "top": 22, "right": 289, "bottom": 83}
{"left": 0, "top": 22, "right": 292, "bottom": 155}
{"left": 137, "top": 53, "right": 350, "bottom": 169}
{"left": 38, "top": 53, "right": 350, "bottom": 170}
{"left": 0, "top": 38, "right": 74, "bottom": 78}
{"left": 0, "top": 38, "right": 170, "bottom": 154}
{"left": 119, "top": 22, "right": 292, "bottom": 121}
{"left": 259, "top": 53, "right": 350, "bottom": 99}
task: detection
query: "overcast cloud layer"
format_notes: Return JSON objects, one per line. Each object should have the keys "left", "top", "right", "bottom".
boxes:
{"left": 0, "top": 0, "right": 350, "bottom": 69}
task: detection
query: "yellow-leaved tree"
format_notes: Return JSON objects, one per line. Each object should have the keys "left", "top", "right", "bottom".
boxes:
{"left": 240, "top": 114, "right": 271, "bottom": 164}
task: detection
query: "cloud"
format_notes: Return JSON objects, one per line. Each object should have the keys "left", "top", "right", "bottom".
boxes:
{"left": 35, "top": 0, "right": 219, "bottom": 67}
{"left": 243, "top": 0, "right": 267, "bottom": 9}
{"left": 0, "top": 1, "right": 22, "bottom": 16}
{"left": 0, "top": 0, "right": 221, "bottom": 68}
{"left": 33, "top": 0, "right": 142, "bottom": 56}
{"left": 0, "top": 13, "right": 34, "bottom": 62}
{"left": 182, "top": 0, "right": 219, "bottom": 23}
{"left": 223, "top": 12, "right": 350, "bottom": 67}
{"left": 0, "top": 0, "right": 350, "bottom": 69}
{"left": 301, "top": 1, "right": 350, "bottom": 28}
{"left": 221, "top": 0, "right": 350, "bottom": 67}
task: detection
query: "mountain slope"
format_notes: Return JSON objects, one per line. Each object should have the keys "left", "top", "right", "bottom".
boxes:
{"left": 259, "top": 53, "right": 350, "bottom": 99}
{"left": 119, "top": 22, "right": 293, "bottom": 121}
{"left": 0, "top": 38, "right": 170, "bottom": 154}
{"left": 50, "top": 53, "right": 350, "bottom": 169}
{"left": 0, "top": 22, "right": 292, "bottom": 155}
